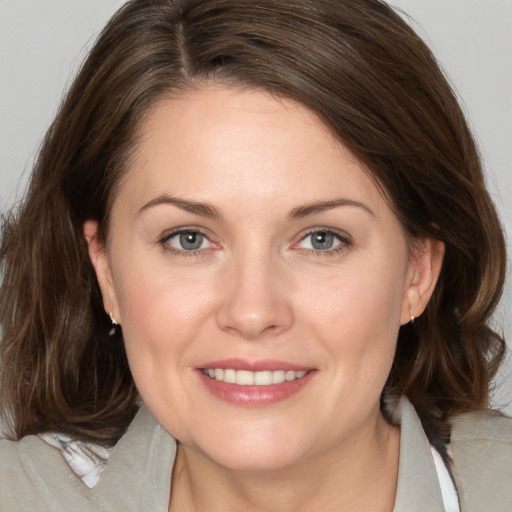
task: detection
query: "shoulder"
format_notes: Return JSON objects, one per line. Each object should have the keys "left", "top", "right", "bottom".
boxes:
{"left": 0, "top": 435, "right": 54, "bottom": 510}
{"left": 0, "top": 436, "right": 22, "bottom": 467}
{"left": 451, "top": 408, "right": 512, "bottom": 443}
{"left": 1, "top": 407, "right": 177, "bottom": 511}
{"left": 0, "top": 434, "right": 42, "bottom": 472}
{"left": 449, "top": 410, "right": 512, "bottom": 512}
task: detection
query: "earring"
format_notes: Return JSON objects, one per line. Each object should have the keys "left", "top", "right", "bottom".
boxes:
{"left": 409, "top": 307, "right": 415, "bottom": 324}
{"left": 109, "top": 311, "right": 118, "bottom": 336}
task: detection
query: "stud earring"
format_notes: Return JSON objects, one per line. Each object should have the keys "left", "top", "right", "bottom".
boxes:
{"left": 409, "top": 307, "right": 415, "bottom": 324}
{"left": 109, "top": 311, "right": 119, "bottom": 336}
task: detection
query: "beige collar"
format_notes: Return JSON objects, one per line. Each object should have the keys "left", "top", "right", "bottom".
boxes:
{"left": 18, "top": 397, "right": 446, "bottom": 510}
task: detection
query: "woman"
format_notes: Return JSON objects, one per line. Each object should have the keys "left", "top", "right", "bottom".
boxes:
{"left": 1, "top": 0, "right": 510, "bottom": 510}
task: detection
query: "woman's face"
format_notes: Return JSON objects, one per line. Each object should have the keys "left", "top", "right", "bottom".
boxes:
{"left": 86, "top": 86, "right": 440, "bottom": 471}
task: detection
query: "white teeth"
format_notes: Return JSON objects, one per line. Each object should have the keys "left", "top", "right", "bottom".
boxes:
{"left": 272, "top": 370, "right": 286, "bottom": 384}
{"left": 254, "top": 371, "right": 272, "bottom": 385}
{"left": 236, "top": 370, "right": 254, "bottom": 385}
{"left": 202, "top": 368, "right": 309, "bottom": 385}
{"left": 223, "top": 368, "right": 236, "bottom": 384}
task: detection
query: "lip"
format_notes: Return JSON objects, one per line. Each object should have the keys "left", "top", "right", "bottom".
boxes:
{"left": 199, "top": 358, "right": 311, "bottom": 372}
{"left": 196, "top": 359, "right": 316, "bottom": 406}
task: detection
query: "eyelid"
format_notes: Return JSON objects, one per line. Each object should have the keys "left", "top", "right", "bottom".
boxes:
{"left": 158, "top": 226, "right": 220, "bottom": 255}
{"left": 292, "top": 227, "right": 352, "bottom": 253}
{"left": 158, "top": 226, "right": 209, "bottom": 242}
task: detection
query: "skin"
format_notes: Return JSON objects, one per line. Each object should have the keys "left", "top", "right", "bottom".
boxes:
{"left": 85, "top": 86, "right": 443, "bottom": 511}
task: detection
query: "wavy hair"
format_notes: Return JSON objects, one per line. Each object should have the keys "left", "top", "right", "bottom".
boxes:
{"left": 0, "top": 0, "right": 506, "bottom": 453}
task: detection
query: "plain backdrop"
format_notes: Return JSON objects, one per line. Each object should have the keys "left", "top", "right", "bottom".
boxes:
{"left": 1, "top": 0, "right": 511, "bottom": 413}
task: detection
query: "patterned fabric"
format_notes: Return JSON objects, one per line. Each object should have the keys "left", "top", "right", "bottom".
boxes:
{"left": 38, "top": 433, "right": 111, "bottom": 488}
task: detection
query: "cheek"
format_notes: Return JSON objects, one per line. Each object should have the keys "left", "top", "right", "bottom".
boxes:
{"left": 111, "top": 262, "right": 209, "bottom": 375}
{"left": 111, "top": 267, "right": 209, "bottom": 424}
{"left": 297, "top": 254, "right": 407, "bottom": 387}
{"left": 302, "top": 262, "right": 405, "bottom": 337}
{"left": 115, "top": 249, "right": 212, "bottom": 327}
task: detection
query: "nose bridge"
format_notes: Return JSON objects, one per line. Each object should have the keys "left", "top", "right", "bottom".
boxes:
{"left": 216, "top": 244, "right": 293, "bottom": 339}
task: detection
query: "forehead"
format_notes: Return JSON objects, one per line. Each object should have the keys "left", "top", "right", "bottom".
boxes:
{"left": 116, "top": 86, "right": 388, "bottom": 217}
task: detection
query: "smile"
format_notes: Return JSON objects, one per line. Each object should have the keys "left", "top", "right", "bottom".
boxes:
{"left": 201, "top": 368, "right": 308, "bottom": 386}
{"left": 198, "top": 363, "right": 315, "bottom": 406}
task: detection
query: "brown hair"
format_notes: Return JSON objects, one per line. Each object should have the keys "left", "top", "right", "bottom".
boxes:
{"left": 0, "top": 0, "right": 506, "bottom": 453}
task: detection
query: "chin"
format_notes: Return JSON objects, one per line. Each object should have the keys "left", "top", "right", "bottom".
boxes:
{"left": 207, "top": 446, "right": 304, "bottom": 473}
{"left": 190, "top": 426, "right": 309, "bottom": 472}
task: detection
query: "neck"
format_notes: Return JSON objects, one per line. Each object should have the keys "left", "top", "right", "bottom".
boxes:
{"left": 169, "top": 412, "right": 400, "bottom": 512}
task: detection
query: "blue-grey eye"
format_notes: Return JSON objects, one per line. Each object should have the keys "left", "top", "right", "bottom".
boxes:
{"left": 166, "top": 230, "right": 211, "bottom": 251}
{"left": 179, "top": 231, "right": 204, "bottom": 250}
{"left": 310, "top": 231, "right": 335, "bottom": 250}
{"left": 297, "top": 230, "right": 344, "bottom": 251}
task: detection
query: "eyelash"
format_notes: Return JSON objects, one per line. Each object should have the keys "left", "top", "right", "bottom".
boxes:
{"left": 158, "top": 227, "right": 215, "bottom": 258}
{"left": 157, "top": 227, "right": 351, "bottom": 258}
{"left": 293, "top": 228, "right": 351, "bottom": 257}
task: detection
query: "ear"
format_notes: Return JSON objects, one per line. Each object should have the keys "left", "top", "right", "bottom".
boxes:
{"left": 83, "top": 220, "right": 120, "bottom": 324}
{"left": 400, "top": 237, "right": 444, "bottom": 325}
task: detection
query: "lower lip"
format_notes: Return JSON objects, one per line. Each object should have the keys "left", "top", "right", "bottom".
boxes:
{"left": 197, "top": 370, "right": 316, "bottom": 406}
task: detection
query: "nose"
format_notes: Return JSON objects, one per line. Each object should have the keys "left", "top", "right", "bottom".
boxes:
{"left": 215, "top": 253, "right": 294, "bottom": 340}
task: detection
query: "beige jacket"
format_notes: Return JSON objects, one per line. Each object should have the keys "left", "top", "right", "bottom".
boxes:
{"left": 1, "top": 398, "right": 511, "bottom": 511}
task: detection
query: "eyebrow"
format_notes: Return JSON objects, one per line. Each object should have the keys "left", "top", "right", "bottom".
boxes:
{"left": 136, "top": 195, "right": 221, "bottom": 218}
{"left": 137, "top": 195, "right": 373, "bottom": 220}
{"left": 288, "top": 199, "right": 375, "bottom": 219}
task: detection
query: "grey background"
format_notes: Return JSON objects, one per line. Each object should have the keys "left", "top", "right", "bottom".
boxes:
{"left": 1, "top": 0, "right": 511, "bottom": 413}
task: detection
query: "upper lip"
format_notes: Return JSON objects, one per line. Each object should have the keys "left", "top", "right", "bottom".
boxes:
{"left": 198, "top": 358, "right": 312, "bottom": 372}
